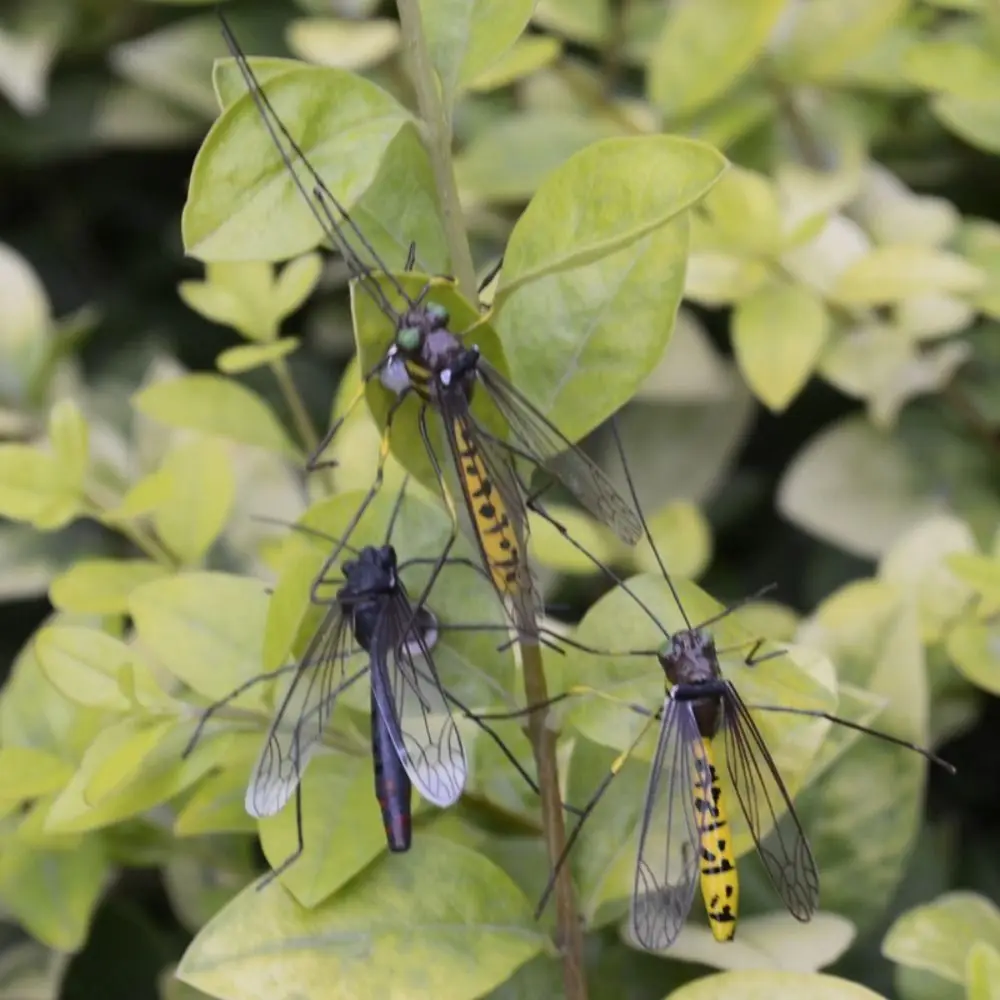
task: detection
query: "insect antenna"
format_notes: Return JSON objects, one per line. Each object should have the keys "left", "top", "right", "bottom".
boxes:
{"left": 251, "top": 514, "right": 362, "bottom": 559}
{"left": 217, "top": 12, "right": 409, "bottom": 314}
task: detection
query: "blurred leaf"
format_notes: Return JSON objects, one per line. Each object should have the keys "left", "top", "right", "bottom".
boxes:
{"left": 173, "top": 766, "right": 258, "bottom": 838}
{"left": 0, "top": 242, "right": 50, "bottom": 404}
{"left": 883, "top": 892, "right": 1000, "bottom": 984}
{"left": 966, "top": 941, "right": 1000, "bottom": 1000}
{"left": 832, "top": 247, "right": 984, "bottom": 305}
{"left": 932, "top": 93, "right": 1000, "bottom": 155}
{"left": 668, "top": 969, "right": 889, "bottom": 999}
{"left": 495, "top": 135, "right": 727, "bottom": 301}
{"left": 701, "top": 166, "right": 784, "bottom": 256}
{"left": 0, "top": 4, "right": 68, "bottom": 116}
{"left": 420, "top": 0, "right": 535, "bottom": 102}
{"left": 34, "top": 626, "right": 138, "bottom": 711}
{"left": 155, "top": 438, "right": 236, "bottom": 565}
{"left": 132, "top": 374, "right": 301, "bottom": 458}
{"left": 184, "top": 61, "right": 412, "bottom": 261}
{"left": 177, "top": 837, "right": 545, "bottom": 1000}
{"left": 528, "top": 503, "right": 617, "bottom": 575}
{"left": 286, "top": 17, "right": 399, "bottom": 71}
{"left": 647, "top": 0, "right": 786, "bottom": 118}
{"left": 47, "top": 400, "right": 89, "bottom": 494}
{"left": 773, "top": 0, "right": 907, "bottom": 82}
{"left": 466, "top": 36, "right": 562, "bottom": 92}
{"left": 216, "top": 340, "right": 300, "bottom": 374}
{"left": 632, "top": 500, "right": 712, "bottom": 580}
{"left": 684, "top": 253, "right": 769, "bottom": 305}
{"left": 662, "top": 911, "right": 855, "bottom": 971}
{"left": 49, "top": 559, "right": 170, "bottom": 615}
{"left": 0, "top": 445, "right": 82, "bottom": 531}
{"left": 0, "top": 746, "right": 72, "bottom": 803}
{"left": 904, "top": 41, "right": 1000, "bottom": 99}
{"left": 778, "top": 416, "right": 938, "bottom": 559}
{"left": 732, "top": 280, "right": 830, "bottom": 413}
{"left": 944, "top": 617, "right": 1000, "bottom": 695}
{"left": 532, "top": 0, "right": 609, "bottom": 45}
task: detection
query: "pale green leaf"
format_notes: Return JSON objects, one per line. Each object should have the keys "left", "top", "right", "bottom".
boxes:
{"left": 106, "top": 469, "right": 174, "bottom": 522}
{"left": 0, "top": 747, "right": 73, "bottom": 802}
{"left": 272, "top": 253, "right": 323, "bottom": 318}
{"left": 632, "top": 501, "right": 712, "bottom": 580}
{"left": 129, "top": 572, "right": 271, "bottom": 703}
{"left": 945, "top": 618, "right": 1000, "bottom": 696}
{"left": 947, "top": 553, "right": 1000, "bottom": 612}
{"left": 421, "top": 0, "right": 535, "bottom": 102}
{"left": 173, "top": 766, "right": 258, "bottom": 838}
{"left": 34, "top": 626, "right": 136, "bottom": 711}
{"left": 216, "top": 340, "right": 300, "bottom": 374}
{"left": 532, "top": 0, "right": 609, "bottom": 45}
{"left": 178, "top": 278, "right": 262, "bottom": 340}
{"left": 0, "top": 445, "right": 81, "bottom": 531}
{"left": 647, "top": 0, "right": 786, "bottom": 118}
{"left": 883, "top": 892, "right": 1000, "bottom": 984}
{"left": 832, "top": 246, "right": 984, "bottom": 305}
{"left": 155, "top": 437, "right": 237, "bottom": 565}
{"left": 0, "top": 836, "right": 108, "bottom": 952}
{"left": 966, "top": 941, "right": 1000, "bottom": 1000}
{"left": 496, "top": 214, "right": 689, "bottom": 442}
{"left": 701, "top": 166, "right": 784, "bottom": 256}
{"left": 527, "top": 503, "right": 617, "bottom": 575}
{"left": 0, "top": 242, "right": 51, "bottom": 404}
{"left": 85, "top": 717, "right": 175, "bottom": 802}
{"left": 495, "top": 135, "right": 727, "bottom": 302}
{"left": 184, "top": 61, "right": 411, "bottom": 261}
{"left": 684, "top": 254, "right": 770, "bottom": 305}
{"left": 732, "top": 280, "right": 830, "bottom": 412}
{"left": 773, "top": 0, "right": 907, "bottom": 82}
{"left": 904, "top": 41, "right": 1000, "bottom": 98}
{"left": 667, "top": 969, "right": 888, "bottom": 999}
{"left": 778, "top": 416, "right": 938, "bottom": 559}
{"left": 177, "top": 837, "right": 545, "bottom": 1000}
{"left": 466, "top": 35, "right": 562, "bottom": 92}
{"left": 49, "top": 559, "right": 170, "bottom": 614}
{"left": 659, "top": 911, "right": 855, "bottom": 971}
{"left": 286, "top": 17, "right": 399, "bottom": 71}
{"left": 132, "top": 374, "right": 300, "bottom": 458}
{"left": 932, "top": 93, "right": 1000, "bottom": 155}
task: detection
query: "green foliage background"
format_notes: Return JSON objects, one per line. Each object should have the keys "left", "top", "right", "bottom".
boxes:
{"left": 1, "top": 1, "right": 1000, "bottom": 999}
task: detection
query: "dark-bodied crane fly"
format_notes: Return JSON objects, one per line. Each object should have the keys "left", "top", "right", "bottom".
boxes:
{"left": 216, "top": 14, "right": 642, "bottom": 635}
{"left": 183, "top": 487, "right": 553, "bottom": 878}
{"left": 528, "top": 424, "right": 957, "bottom": 952}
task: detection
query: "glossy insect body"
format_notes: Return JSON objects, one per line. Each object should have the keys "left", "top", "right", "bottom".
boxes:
{"left": 370, "top": 685, "right": 412, "bottom": 852}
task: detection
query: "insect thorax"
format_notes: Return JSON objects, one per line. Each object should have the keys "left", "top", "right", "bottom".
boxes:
{"left": 383, "top": 315, "right": 479, "bottom": 406}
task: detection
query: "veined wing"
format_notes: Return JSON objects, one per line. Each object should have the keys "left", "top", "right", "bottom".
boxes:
{"left": 631, "top": 696, "right": 705, "bottom": 951}
{"left": 245, "top": 603, "right": 365, "bottom": 818}
{"left": 476, "top": 358, "right": 642, "bottom": 545}
{"left": 721, "top": 683, "right": 819, "bottom": 922}
{"left": 369, "top": 590, "right": 467, "bottom": 807}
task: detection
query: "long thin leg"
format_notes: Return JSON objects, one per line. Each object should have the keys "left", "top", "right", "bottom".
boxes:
{"left": 256, "top": 780, "right": 306, "bottom": 889}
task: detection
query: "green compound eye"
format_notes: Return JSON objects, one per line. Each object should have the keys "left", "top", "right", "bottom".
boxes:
{"left": 426, "top": 303, "right": 449, "bottom": 324}
{"left": 397, "top": 327, "right": 421, "bottom": 350}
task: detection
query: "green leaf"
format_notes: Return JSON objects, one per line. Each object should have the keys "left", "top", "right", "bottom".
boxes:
{"left": 466, "top": 35, "right": 562, "bottom": 92}
{"left": 34, "top": 626, "right": 138, "bottom": 711}
{"left": 966, "top": 941, "right": 1000, "bottom": 1000}
{"left": 183, "top": 61, "right": 412, "bottom": 261}
{"left": 684, "top": 253, "right": 770, "bottom": 305}
{"left": 904, "top": 41, "right": 1000, "bottom": 99}
{"left": 632, "top": 500, "right": 713, "bottom": 580}
{"left": 932, "top": 93, "right": 1000, "bottom": 155}
{"left": 528, "top": 503, "right": 618, "bottom": 575}
{"left": 272, "top": 252, "right": 323, "bottom": 318}
{"left": 129, "top": 572, "right": 271, "bottom": 703}
{"left": 495, "top": 135, "right": 727, "bottom": 302}
{"left": 947, "top": 553, "right": 1000, "bottom": 613}
{"left": 286, "top": 17, "right": 400, "bottom": 72}
{"left": 177, "top": 837, "right": 545, "bottom": 1000}
{"left": 532, "top": 0, "right": 609, "bottom": 46}
{"left": 945, "top": 617, "right": 1000, "bottom": 695}
{"left": 883, "top": 892, "right": 1000, "bottom": 984}
{"left": 701, "top": 166, "right": 784, "bottom": 256}
{"left": 0, "top": 836, "right": 109, "bottom": 952}
{"left": 258, "top": 754, "right": 388, "bottom": 908}
{"left": 496, "top": 214, "right": 688, "bottom": 442}
{"left": 49, "top": 559, "right": 171, "bottom": 614}
{"left": 778, "top": 416, "right": 937, "bottom": 559}
{"left": 132, "top": 374, "right": 300, "bottom": 458}
{"left": 773, "top": 0, "right": 907, "bottom": 83}
{"left": 421, "top": 0, "right": 535, "bottom": 102}
{"left": 0, "top": 242, "right": 51, "bottom": 405}
{"left": 661, "top": 911, "right": 855, "bottom": 971}
{"left": 647, "top": 0, "right": 786, "bottom": 118}
{"left": 732, "top": 280, "right": 830, "bottom": 413}
{"left": 0, "top": 445, "right": 82, "bottom": 531}
{"left": 455, "top": 111, "right": 622, "bottom": 204}
{"left": 667, "top": 969, "right": 889, "bottom": 999}
{"left": 179, "top": 261, "right": 277, "bottom": 341}
{"left": 155, "top": 437, "right": 237, "bottom": 565}
{"left": 173, "top": 766, "right": 258, "bottom": 838}
{"left": 216, "top": 340, "right": 300, "bottom": 374}
{"left": 0, "top": 746, "right": 73, "bottom": 802}
{"left": 832, "top": 246, "right": 984, "bottom": 305}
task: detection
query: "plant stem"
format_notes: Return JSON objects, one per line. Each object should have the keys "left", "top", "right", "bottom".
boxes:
{"left": 394, "top": 3, "right": 588, "bottom": 995}
{"left": 83, "top": 492, "right": 177, "bottom": 567}
{"left": 520, "top": 638, "right": 589, "bottom": 1000}
{"left": 395, "top": 0, "right": 478, "bottom": 300}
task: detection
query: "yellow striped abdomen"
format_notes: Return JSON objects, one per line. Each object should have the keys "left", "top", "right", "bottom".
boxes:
{"left": 452, "top": 419, "right": 522, "bottom": 599}
{"left": 693, "top": 739, "right": 738, "bottom": 942}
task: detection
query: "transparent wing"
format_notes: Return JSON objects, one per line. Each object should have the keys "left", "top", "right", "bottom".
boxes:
{"left": 631, "top": 697, "right": 706, "bottom": 951}
{"left": 721, "top": 683, "right": 820, "bottom": 921}
{"left": 369, "top": 591, "right": 467, "bottom": 807}
{"left": 476, "top": 358, "right": 642, "bottom": 545}
{"left": 245, "top": 603, "right": 364, "bottom": 818}
{"left": 438, "top": 399, "right": 541, "bottom": 635}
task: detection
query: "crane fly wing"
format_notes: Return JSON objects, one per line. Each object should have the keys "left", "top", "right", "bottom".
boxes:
{"left": 368, "top": 591, "right": 467, "bottom": 807}
{"left": 245, "top": 603, "right": 362, "bottom": 818}
{"left": 721, "top": 683, "right": 819, "bottom": 922}
{"left": 631, "top": 697, "right": 705, "bottom": 951}
{"left": 475, "top": 359, "right": 642, "bottom": 545}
